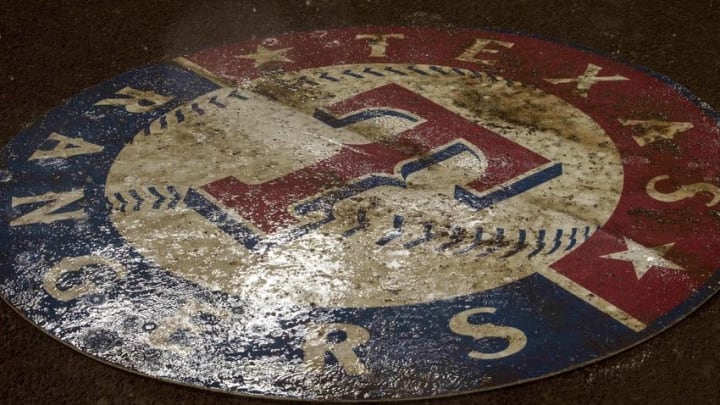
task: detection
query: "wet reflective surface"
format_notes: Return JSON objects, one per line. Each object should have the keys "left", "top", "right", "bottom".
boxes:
{"left": 1, "top": 18, "right": 714, "bottom": 398}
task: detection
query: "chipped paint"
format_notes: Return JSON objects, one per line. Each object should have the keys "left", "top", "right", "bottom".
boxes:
{"left": 1, "top": 27, "right": 719, "bottom": 401}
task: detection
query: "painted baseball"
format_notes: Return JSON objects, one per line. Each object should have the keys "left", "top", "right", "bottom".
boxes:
{"left": 1, "top": 27, "right": 719, "bottom": 400}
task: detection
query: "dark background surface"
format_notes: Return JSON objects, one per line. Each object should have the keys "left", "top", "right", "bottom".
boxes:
{"left": 1, "top": 1, "right": 719, "bottom": 404}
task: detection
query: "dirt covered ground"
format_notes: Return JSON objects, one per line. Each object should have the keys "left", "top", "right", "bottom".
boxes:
{"left": 1, "top": 1, "right": 719, "bottom": 404}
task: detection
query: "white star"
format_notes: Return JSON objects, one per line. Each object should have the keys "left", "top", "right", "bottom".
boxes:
{"left": 238, "top": 45, "right": 293, "bottom": 67}
{"left": 601, "top": 237, "right": 684, "bottom": 279}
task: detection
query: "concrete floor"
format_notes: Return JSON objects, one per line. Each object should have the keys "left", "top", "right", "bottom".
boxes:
{"left": 1, "top": 1, "right": 719, "bottom": 403}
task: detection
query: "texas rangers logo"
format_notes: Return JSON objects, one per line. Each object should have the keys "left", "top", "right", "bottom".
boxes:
{"left": 187, "top": 83, "right": 561, "bottom": 251}
{"left": 1, "top": 27, "right": 719, "bottom": 401}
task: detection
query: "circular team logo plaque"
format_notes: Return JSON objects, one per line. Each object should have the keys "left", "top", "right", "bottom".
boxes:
{"left": 1, "top": 27, "right": 719, "bottom": 400}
